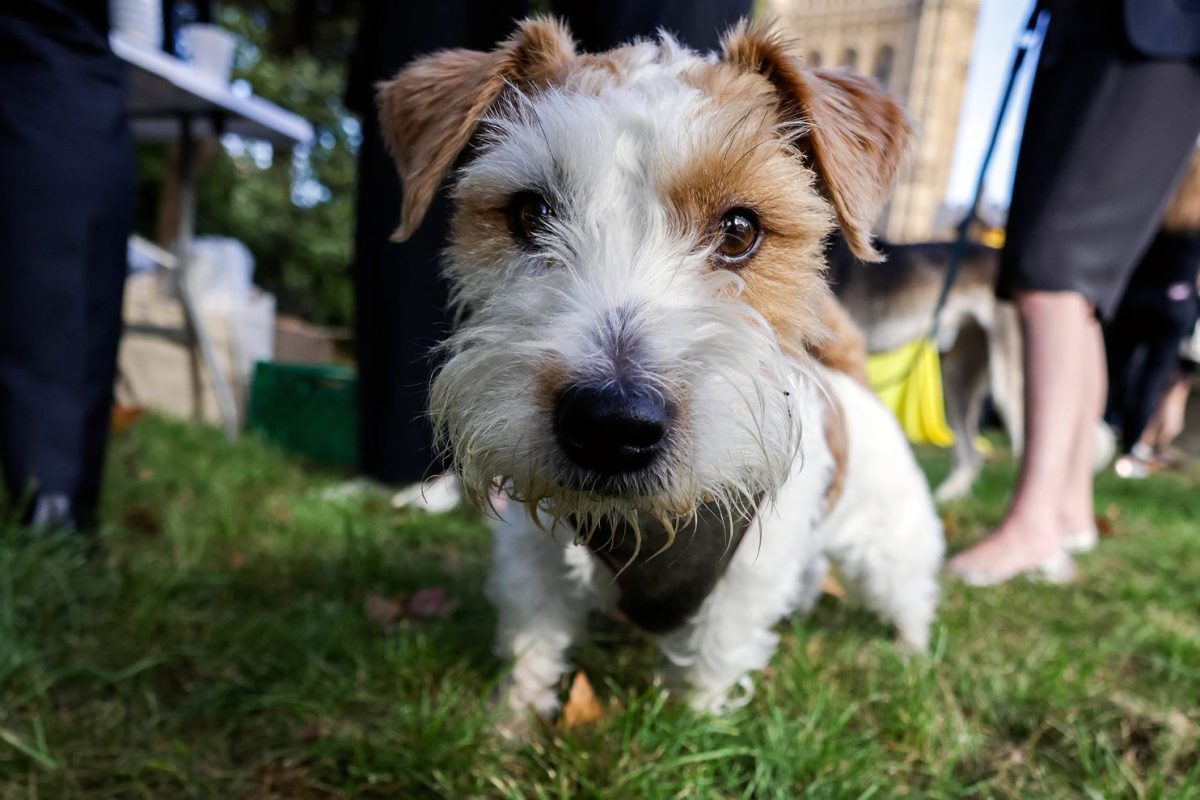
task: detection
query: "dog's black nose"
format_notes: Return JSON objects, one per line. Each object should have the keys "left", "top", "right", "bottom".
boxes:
{"left": 554, "top": 383, "right": 670, "bottom": 475}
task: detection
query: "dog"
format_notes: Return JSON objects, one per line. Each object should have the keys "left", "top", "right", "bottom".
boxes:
{"left": 377, "top": 18, "right": 944, "bottom": 721}
{"left": 825, "top": 235, "right": 1025, "bottom": 501}
{"left": 828, "top": 234, "right": 1120, "bottom": 501}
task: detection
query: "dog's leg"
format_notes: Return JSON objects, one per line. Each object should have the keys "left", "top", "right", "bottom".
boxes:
{"left": 827, "top": 528, "right": 941, "bottom": 653}
{"left": 658, "top": 492, "right": 827, "bottom": 714}
{"left": 487, "top": 507, "right": 601, "bottom": 729}
{"left": 794, "top": 554, "right": 830, "bottom": 615}
{"left": 935, "top": 319, "right": 990, "bottom": 501}
{"left": 820, "top": 370, "right": 944, "bottom": 653}
{"left": 822, "top": 490, "right": 942, "bottom": 652}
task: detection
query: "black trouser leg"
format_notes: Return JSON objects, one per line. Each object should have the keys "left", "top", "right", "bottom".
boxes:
{"left": 1105, "top": 290, "right": 1199, "bottom": 453}
{"left": 1123, "top": 334, "right": 1183, "bottom": 452}
{"left": 351, "top": 0, "right": 528, "bottom": 486}
{"left": 353, "top": 125, "right": 456, "bottom": 485}
{"left": 551, "top": 0, "right": 752, "bottom": 52}
{"left": 0, "top": 68, "right": 134, "bottom": 522}
{"left": 1103, "top": 322, "right": 1137, "bottom": 431}
{"left": 78, "top": 152, "right": 137, "bottom": 518}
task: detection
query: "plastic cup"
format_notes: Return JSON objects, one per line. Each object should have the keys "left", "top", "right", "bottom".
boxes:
{"left": 183, "top": 23, "right": 237, "bottom": 86}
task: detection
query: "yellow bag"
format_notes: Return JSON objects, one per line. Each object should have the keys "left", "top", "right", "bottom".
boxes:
{"left": 866, "top": 339, "right": 955, "bottom": 447}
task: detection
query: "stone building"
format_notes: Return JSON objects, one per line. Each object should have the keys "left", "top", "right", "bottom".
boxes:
{"left": 761, "top": 0, "right": 981, "bottom": 242}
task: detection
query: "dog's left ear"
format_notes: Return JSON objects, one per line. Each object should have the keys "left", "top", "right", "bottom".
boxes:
{"left": 377, "top": 17, "right": 576, "bottom": 242}
{"left": 722, "top": 20, "right": 912, "bottom": 261}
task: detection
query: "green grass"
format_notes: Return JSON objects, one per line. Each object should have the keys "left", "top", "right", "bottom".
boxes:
{"left": 2, "top": 416, "right": 1199, "bottom": 798}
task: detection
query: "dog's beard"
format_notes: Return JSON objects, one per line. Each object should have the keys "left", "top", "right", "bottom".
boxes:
{"left": 501, "top": 470, "right": 765, "bottom": 548}
{"left": 433, "top": 413, "right": 772, "bottom": 541}
{"left": 432, "top": 354, "right": 806, "bottom": 552}
{"left": 430, "top": 268, "right": 811, "bottom": 548}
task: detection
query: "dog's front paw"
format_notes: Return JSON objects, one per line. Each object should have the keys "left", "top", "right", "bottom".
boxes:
{"left": 494, "top": 705, "right": 541, "bottom": 742}
{"left": 491, "top": 678, "right": 560, "bottom": 740}
{"left": 686, "top": 674, "right": 755, "bottom": 715}
{"left": 933, "top": 469, "right": 976, "bottom": 502}
{"left": 895, "top": 624, "right": 931, "bottom": 655}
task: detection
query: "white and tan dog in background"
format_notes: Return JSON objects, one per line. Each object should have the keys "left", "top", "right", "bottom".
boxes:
{"left": 378, "top": 18, "right": 944, "bottom": 721}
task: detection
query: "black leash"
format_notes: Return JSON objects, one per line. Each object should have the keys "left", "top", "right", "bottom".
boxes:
{"left": 927, "top": 1, "right": 1047, "bottom": 344}
{"left": 872, "top": 1, "right": 1046, "bottom": 393}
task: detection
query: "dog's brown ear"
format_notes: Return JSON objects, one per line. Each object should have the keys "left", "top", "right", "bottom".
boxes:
{"left": 722, "top": 20, "right": 911, "bottom": 261}
{"left": 377, "top": 17, "right": 575, "bottom": 242}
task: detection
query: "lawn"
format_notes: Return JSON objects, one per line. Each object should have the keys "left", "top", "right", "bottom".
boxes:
{"left": 1, "top": 416, "right": 1198, "bottom": 799}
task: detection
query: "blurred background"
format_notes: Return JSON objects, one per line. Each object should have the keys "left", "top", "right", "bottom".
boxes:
{"left": 2, "top": 1, "right": 1199, "bottom": 796}
{"left": 109, "top": 0, "right": 1200, "bottom": 467}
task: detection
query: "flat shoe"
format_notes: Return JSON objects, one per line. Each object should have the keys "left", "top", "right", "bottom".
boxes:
{"left": 949, "top": 549, "right": 1077, "bottom": 587}
{"left": 1062, "top": 527, "right": 1098, "bottom": 554}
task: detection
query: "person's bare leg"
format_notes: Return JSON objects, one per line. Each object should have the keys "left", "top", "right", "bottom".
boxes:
{"left": 1058, "top": 315, "right": 1104, "bottom": 537}
{"left": 1144, "top": 372, "right": 1191, "bottom": 449}
{"left": 948, "top": 290, "right": 1093, "bottom": 582}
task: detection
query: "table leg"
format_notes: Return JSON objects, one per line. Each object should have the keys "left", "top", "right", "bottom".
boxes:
{"left": 174, "top": 116, "right": 241, "bottom": 441}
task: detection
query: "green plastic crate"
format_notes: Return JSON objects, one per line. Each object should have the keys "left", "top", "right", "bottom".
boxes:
{"left": 247, "top": 361, "right": 358, "bottom": 466}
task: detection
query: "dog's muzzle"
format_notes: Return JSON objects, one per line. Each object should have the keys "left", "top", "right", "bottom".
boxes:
{"left": 553, "top": 381, "right": 672, "bottom": 477}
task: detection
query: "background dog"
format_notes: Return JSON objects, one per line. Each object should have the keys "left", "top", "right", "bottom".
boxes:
{"left": 826, "top": 235, "right": 1023, "bottom": 500}
{"left": 828, "top": 235, "right": 1118, "bottom": 501}
{"left": 378, "top": 17, "right": 944, "bottom": 722}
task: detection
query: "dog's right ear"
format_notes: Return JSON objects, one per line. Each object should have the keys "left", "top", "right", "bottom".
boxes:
{"left": 377, "top": 17, "right": 575, "bottom": 242}
{"left": 722, "top": 20, "right": 912, "bottom": 262}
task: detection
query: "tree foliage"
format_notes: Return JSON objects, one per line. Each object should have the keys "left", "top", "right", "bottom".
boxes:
{"left": 191, "top": 1, "right": 361, "bottom": 326}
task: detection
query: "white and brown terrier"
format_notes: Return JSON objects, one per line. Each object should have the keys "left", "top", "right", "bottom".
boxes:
{"left": 378, "top": 18, "right": 944, "bottom": 720}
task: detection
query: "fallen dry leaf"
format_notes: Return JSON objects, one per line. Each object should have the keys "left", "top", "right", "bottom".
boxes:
{"left": 806, "top": 634, "right": 825, "bottom": 661}
{"left": 253, "top": 758, "right": 323, "bottom": 800}
{"left": 940, "top": 512, "right": 961, "bottom": 541}
{"left": 1098, "top": 504, "right": 1124, "bottom": 536}
{"left": 119, "top": 504, "right": 163, "bottom": 538}
{"left": 111, "top": 405, "right": 147, "bottom": 432}
{"left": 365, "top": 594, "right": 403, "bottom": 628}
{"left": 561, "top": 671, "right": 604, "bottom": 730}
{"left": 407, "top": 587, "right": 457, "bottom": 619}
{"left": 821, "top": 573, "right": 846, "bottom": 599}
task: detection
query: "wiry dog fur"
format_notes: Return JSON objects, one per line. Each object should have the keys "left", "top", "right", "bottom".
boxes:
{"left": 378, "top": 17, "right": 944, "bottom": 720}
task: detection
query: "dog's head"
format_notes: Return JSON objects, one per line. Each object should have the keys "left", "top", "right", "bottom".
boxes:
{"left": 378, "top": 18, "right": 910, "bottom": 526}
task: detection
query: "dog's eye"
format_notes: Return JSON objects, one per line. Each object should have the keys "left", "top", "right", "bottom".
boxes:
{"left": 508, "top": 191, "right": 556, "bottom": 245}
{"left": 714, "top": 208, "right": 762, "bottom": 265}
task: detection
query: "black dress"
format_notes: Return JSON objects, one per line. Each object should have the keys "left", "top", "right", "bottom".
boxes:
{"left": 998, "top": 0, "right": 1200, "bottom": 319}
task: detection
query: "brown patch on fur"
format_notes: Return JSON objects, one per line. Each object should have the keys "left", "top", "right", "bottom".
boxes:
{"left": 822, "top": 391, "right": 849, "bottom": 514}
{"left": 812, "top": 294, "right": 870, "bottom": 387}
{"left": 664, "top": 73, "right": 834, "bottom": 357}
{"left": 1162, "top": 148, "right": 1200, "bottom": 234}
{"left": 534, "top": 358, "right": 568, "bottom": 412}
{"left": 406, "top": 16, "right": 898, "bottom": 372}
{"left": 721, "top": 20, "right": 912, "bottom": 262}
{"left": 376, "top": 17, "right": 576, "bottom": 241}
{"left": 570, "top": 52, "right": 628, "bottom": 82}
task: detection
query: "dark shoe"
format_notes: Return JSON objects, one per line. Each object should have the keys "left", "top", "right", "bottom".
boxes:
{"left": 24, "top": 493, "right": 93, "bottom": 536}
{"left": 23, "top": 493, "right": 103, "bottom": 557}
